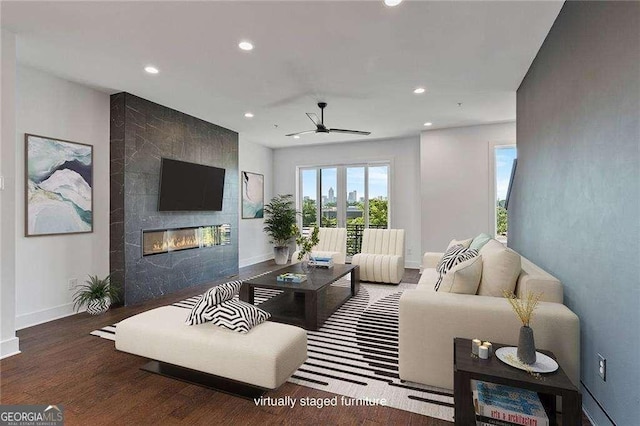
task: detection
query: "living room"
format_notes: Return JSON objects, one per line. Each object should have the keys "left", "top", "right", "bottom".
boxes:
{"left": 1, "top": 1, "right": 638, "bottom": 425}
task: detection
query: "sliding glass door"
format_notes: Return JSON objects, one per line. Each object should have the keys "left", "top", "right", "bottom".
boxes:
{"left": 299, "top": 163, "right": 389, "bottom": 256}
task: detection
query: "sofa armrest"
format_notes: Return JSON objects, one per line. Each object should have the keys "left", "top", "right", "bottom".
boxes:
{"left": 399, "top": 290, "right": 579, "bottom": 390}
{"left": 517, "top": 274, "right": 563, "bottom": 304}
{"left": 422, "top": 252, "right": 443, "bottom": 270}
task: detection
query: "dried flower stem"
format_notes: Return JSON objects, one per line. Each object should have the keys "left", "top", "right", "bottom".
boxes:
{"left": 503, "top": 290, "right": 543, "bottom": 327}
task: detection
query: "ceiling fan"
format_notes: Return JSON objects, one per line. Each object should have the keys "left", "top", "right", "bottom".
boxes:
{"left": 286, "top": 102, "right": 371, "bottom": 137}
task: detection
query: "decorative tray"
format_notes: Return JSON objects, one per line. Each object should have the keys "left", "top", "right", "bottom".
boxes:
{"left": 495, "top": 347, "right": 559, "bottom": 373}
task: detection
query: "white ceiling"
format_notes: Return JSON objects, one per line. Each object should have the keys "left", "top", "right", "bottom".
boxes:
{"left": 1, "top": 1, "right": 563, "bottom": 148}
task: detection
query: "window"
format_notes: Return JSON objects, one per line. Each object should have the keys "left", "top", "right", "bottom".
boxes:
{"left": 298, "top": 163, "right": 390, "bottom": 256}
{"left": 491, "top": 145, "right": 517, "bottom": 242}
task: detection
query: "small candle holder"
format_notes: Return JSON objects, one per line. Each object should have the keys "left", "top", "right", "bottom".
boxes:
{"left": 472, "top": 339, "right": 481, "bottom": 356}
{"left": 482, "top": 341, "right": 493, "bottom": 357}
{"left": 479, "top": 344, "right": 489, "bottom": 359}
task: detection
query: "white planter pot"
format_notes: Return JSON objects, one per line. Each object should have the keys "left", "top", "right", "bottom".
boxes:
{"left": 274, "top": 246, "right": 290, "bottom": 265}
{"left": 86, "top": 297, "right": 111, "bottom": 315}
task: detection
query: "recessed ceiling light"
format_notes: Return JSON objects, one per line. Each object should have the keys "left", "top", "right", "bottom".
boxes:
{"left": 244, "top": 112, "right": 254, "bottom": 118}
{"left": 424, "top": 122, "right": 433, "bottom": 127}
{"left": 144, "top": 66, "right": 159, "bottom": 74}
{"left": 413, "top": 87, "right": 426, "bottom": 94}
{"left": 238, "top": 41, "right": 254, "bottom": 51}
{"left": 384, "top": 0, "right": 403, "bottom": 7}
{"left": 293, "top": 135, "right": 300, "bottom": 139}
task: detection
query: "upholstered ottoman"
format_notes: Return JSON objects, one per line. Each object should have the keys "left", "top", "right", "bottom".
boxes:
{"left": 115, "top": 305, "right": 307, "bottom": 392}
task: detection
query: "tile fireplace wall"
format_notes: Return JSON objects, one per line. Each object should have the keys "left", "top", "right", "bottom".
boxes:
{"left": 110, "top": 93, "right": 239, "bottom": 306}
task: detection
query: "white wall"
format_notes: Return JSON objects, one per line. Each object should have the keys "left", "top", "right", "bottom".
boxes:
{"left": 273, "top": 136, "right": 421, "bottom": 268}
{"left": 238, "top": 137, "right": 274, "bottom": 267}
{"left": 14, "top": 66, "right": 110, "bottom": 329}
{"left": 420, "top": 122, "right": 516, "bottom": 252}
{"left": 1, "top": 30, "right": 20, "bottom": 358}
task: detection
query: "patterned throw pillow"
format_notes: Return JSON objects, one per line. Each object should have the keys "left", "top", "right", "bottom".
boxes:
{"left": 185, "top": 280, "right": 243, "bottom": 325}
{"left": 435, "top": 245, "right": 479, "bottom": 291}
{"left": 209, "top": 299, "right": 271, "bottom": 333}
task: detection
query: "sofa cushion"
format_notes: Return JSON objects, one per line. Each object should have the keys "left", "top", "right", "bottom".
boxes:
{"left": 477, "top": 239, "right": 521, "bottom": 297}
{"left": 469, "top": 233, "right": 492, "bottom": 251}
{"left": 447, "top": 238, "right": 472, "bottom": 249}
{"left": 437, "top": 255, "right": 483, "bottom": 294}
{"left": 186, "top": 280, "right": 243, "bottom": 325}
{"left": 435, "top": 245, "right": 479, "bottom": 291}
{"left": 209, "top": 299, "right": 271, "bottom": 333}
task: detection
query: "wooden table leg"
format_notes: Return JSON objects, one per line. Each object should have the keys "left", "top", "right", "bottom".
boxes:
{"left": 561, "top": 391, "right": 582, "bottom": 426}
{"left": 305, "top": 291, "right": 318, "bottom": 331}
{"left": 351, "top": 266, "right": 360, "bottom": 296}
{"left": 454, "top": 369, "right": 474, "bottom": 425}
{"left": 239, "top": 283, "right": 254, "bottom": 305}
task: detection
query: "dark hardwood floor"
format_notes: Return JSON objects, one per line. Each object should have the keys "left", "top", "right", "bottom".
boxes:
{"left": 0, "top": 262, "right": 450, "bottom": 425}
{"left": 0, "top": 261, "right": 589, "bottom": 425}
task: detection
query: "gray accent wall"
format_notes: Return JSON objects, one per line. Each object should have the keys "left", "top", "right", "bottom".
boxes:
{"left": 110, "top": 93, "right": 239, "bottom": 306}
{"left": 510, "top": 2, "right": 639, "bottom": 425}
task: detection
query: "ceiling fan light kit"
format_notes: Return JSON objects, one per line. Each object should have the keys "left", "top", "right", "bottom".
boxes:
{"left": 286, "top": 102, "right": 371, "bottom": 138}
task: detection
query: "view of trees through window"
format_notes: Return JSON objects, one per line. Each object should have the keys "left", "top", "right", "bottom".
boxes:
{"left": 495, "top": 146, "right": 517, "bottom": 240}
{"left": 300, "top": 164, "right": 389, "bottom": 255}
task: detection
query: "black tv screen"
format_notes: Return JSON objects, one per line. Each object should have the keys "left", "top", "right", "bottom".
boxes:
{"left": 158, "top": 158, "right": 225, "bottom": 211}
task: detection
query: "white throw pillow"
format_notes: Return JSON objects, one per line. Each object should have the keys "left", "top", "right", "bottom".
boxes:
{"left": 477, "top": 239, "right": 521, "bottom": 297}
{"left": 437, "top": 255, "right": 483, "bottom": 294}
{"left": 447, "top": 238, "right": 473, "bottom": 249}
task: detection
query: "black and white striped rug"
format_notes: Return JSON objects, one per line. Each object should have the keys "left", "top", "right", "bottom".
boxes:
{"left": 91, "top": 279, "right": 454, "bottom": 421}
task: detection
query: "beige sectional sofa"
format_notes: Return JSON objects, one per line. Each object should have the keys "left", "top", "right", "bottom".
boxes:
{"left": 399, "top": 239, "right": 580, "bottom": 390}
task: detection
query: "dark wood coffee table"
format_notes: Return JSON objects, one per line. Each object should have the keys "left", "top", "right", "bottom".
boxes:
{"left": 453, "top": 337, "right": 581, "bottom": 426}
{"left": 239, "top": 264, "right": 359, "bottom": 331}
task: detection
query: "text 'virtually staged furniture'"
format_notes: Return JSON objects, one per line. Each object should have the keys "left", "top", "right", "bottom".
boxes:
{"left": 351, "top": 228, "right": 405, "bottom": 284}
{"left": 399, "top": 237, "right": 580, "bottom": 391}
{"left": 240, "top": 263, "right": 360, "bottom": 330}
{"left": 292, "top": 227, "right": 347, "bottom": 265}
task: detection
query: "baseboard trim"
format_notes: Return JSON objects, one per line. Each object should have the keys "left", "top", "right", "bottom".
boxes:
{"left": 405, "top": 261, "right": 420, "bottom": 269}
{"left": 0, "top": 337, "right": 20, "bottom": 359}
{"left": 582, "top": 406, "right": 599, "bottom": 426}
{"left": 239, "top": 253, "right": 273, "bottom": 268}
{"left": 16, "top": 302, "right": 85, "bottom": 330}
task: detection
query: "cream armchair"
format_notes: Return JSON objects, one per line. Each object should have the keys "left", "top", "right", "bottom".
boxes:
{"left": 292, "top": 227, "right": 347, "bottom": 265}
{"left": 351, "top": 228, "right": 405, "bottom": 284}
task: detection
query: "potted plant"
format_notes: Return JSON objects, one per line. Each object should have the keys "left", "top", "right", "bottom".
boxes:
{"left": 263, "top": 194, "right": 299, "bottom": 265}
{"left": 294, "top": 225, "right": 320, "bottom": 271}
{"left": 73, "top": 274, "right": 121, "bottom": 315}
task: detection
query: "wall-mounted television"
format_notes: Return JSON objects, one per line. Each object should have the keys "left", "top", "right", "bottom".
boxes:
{"left": 158, "top": 158, "right": 225, "bottom": 211}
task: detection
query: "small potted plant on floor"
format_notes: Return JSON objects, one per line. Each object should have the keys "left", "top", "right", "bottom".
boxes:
{"left": 263, "top": 194, "right": 299, "bottom": 265}
{"left": 73, "top": 274, "right": 121, "bottom": 315}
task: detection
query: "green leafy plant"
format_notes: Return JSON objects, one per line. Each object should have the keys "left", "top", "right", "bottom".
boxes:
{"left": 73, "top": 274, "right": 121, "bottom": 312}
{"left": 294, "top": 225, "right": 320, "bottom": 260}
{"left": 263, "top": 194, "right": 299, "bottom": 247}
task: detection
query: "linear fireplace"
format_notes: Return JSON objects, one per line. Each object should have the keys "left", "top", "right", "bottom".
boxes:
{"left": 142, "top": 224, "right": 231, "bottom": 256}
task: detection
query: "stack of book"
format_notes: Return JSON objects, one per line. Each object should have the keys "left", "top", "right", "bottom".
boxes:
{"left": 473, "top": 381, "right": 549, "bottom": 426}
{"left": 276, "top": 273, "right": 307, "bottom": 283}
{"left": 310, "top": 256, "right": 334, "bottom": 268}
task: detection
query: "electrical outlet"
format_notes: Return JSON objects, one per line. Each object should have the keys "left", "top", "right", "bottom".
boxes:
{"left": 68, "top": 278, "right": 78, "bottom": 290}
{"left": 407, "top": 248, "right": 413, "bottom": 255}
{"left": 597, "top": 353, "right": 606, "bottom": 381}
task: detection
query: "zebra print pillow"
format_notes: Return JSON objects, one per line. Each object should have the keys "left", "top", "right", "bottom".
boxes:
{"left": 435, "top": 245, "right": 479, "bottom": 291}
{"left": 209, "top": 299, "right": 271, "bottom": 333}
{"left": 185, "top": 280, "right": 243, "bottom": 325}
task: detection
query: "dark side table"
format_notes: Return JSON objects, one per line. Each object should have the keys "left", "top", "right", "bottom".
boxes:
{"left": 453, "top": 337, "right": 581, "bottom": 426}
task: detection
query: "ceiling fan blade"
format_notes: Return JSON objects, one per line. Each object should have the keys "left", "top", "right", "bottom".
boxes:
{"left": 285, "top": 130, "right": 317, "bottom": 137}
{"left": 306, "top": 113, "right": 321, "bottom": 126}
{"left": 328, "top": 128, "right": 371, "bottom": 136}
